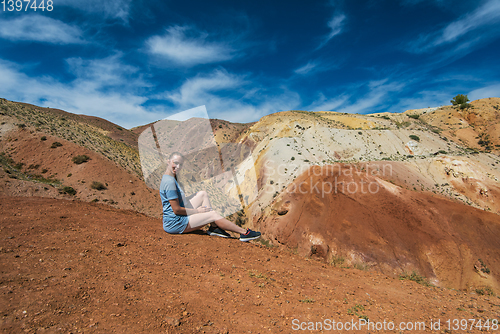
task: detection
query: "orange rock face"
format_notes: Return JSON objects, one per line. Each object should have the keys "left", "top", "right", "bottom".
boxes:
{"left": 260, "top": 165, "right": 500, "bottom": 293}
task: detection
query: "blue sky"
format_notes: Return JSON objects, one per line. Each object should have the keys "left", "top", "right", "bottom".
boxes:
{"left": 0, "top": 0, "right": 499, "bottom": 128}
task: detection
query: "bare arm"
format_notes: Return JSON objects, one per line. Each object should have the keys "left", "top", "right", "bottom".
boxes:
{"left": 169, "top": 198, "right": 211, "bottom": 216}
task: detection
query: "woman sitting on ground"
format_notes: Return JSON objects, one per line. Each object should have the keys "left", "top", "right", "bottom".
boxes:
{"left": 159, "top": 152, "right": 261, "bottom": 242}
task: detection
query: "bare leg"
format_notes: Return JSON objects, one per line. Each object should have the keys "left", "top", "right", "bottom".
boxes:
{"left": 188, "top": 191, "right": 212, "bottom": 209}
{"left": 187, "top": 191, "right": 217, "bottom": 229}
{"left": 183, "top": 211, "right": 246, "bottom": 234}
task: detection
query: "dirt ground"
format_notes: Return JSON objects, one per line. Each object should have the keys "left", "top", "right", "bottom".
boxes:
{"left": 1, "top": 196, "right": 499, "bottom": 333}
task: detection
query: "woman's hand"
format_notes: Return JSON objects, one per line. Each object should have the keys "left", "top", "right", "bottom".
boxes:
{"left": 196, "top": 206, "right": 212, "bottom": 213}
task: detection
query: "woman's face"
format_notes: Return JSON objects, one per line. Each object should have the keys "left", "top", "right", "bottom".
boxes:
{"left": 167, "top": 154, "right": 183, "bottom": 176}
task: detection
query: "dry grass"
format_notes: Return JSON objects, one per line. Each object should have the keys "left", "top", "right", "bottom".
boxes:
{"left": 0, "top": 99, "right": 142, "bottom": 177}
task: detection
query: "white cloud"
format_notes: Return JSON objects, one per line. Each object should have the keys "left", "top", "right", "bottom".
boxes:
{"left": 469, "top": 83, "right": 500, "bottom": 101}
{"left": 408, "top": 0, "right": 500, "bottom": 53}
{"left": 0, "top": 58, "right": 160, "bottom": 129}
{"left": 338, "top": 79, "right": 405, "bottom": 114}
{"left": 57, "top": 0, "right": 133, "bottom": 22}
{"left": 327, "top": 14, "right": 346, "bottom": 39}
{"left": 317, "top": 13, "right": 346, "bottom": 49}
{"left": 293, "top": 59, "right": 339, "bottom": 76}
{"left": 294, "top": 61, "right": 318, "bottom": 75}
{"left": 0, "top": 15, "right": 83, "bottom": 44}
{"left": 163, "top": 69, "right": 301, "bottom": 123}
{"left": 308, "top": 93, "right": 350, "bottom": 111}
{"left": 386, "top": 90, "right": 451, "bottom": 113}
{"left": 438, "top": 0, "right": 500, "bottom": 44}
{"left": 0, "top": 55, "right": 300, "bottom": 127}
{"left": 146, "top": 26, "right": 236, "bottom": 67}
{"left": 65, "top": 53, "right": 149, "bottom": 90}
{"left": 165, "top": 69, "right": 245, "bottom": 106}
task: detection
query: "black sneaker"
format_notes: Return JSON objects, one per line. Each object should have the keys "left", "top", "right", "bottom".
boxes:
{"left": 239, "top": 229, "right": 261, "bottom": 242}
{"left": 207, "top": 226, "right": 231, "bottom": 238}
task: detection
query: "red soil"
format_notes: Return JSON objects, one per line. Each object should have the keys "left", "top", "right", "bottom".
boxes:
{"left": 1, "top": 196, "right": 499, "bottom": 333}
{"left": 0, "top": 128, "right": 161, "bottom": 218}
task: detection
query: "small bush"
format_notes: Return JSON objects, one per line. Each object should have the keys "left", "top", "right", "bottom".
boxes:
{"left": 347, "top": 304, "right": 367, "bottom": 319}
{"left": 475, "top": 287, "right": 495, "bottom": 296}
{"left": 50, "top": 142, "right": 63, "bottom": 148}
{"left": 408, "top": 114, "right": 419, "bottom": 119}
{"left": 353, "top": 262, "right": 370, "bottom": 271}
{"left": 257, "top": 238, "right": 276, "bottom": 248}
{"left": 291, "top": 157, "right": 295, "bottom": 160}
{"left": 91, "top": 181, "right": 107, "bottom": 190}
{"left": 62, "top": 186, "right": 76, "bottom": 195}
{"left": 451, "top": 94, "right": 470, "bottom": 109}
{"left": 399, "top": 271, "right": 432, "bottom": 287}
{"left": 40, "top": 136, "right": 47, "bottom": 141}
{"left": 72, "top": 155, "right": 90, "bottom": 164}
{"left": 330, "top": 255, "right": 345, "bottom": 267}
{"left": 478, "top": 259, "right": 490, "bottom": 274}
{"left": 395, "top": 121, "right": 411, "bottom": 128}
{"left": 14, "top": 162, "right": 24, "bottom": 170}
{"left": 299, "top": 298, "right": 315, "bottom": 303}
{"left": 409, "top": 135, "right": 420, "bottom": 142}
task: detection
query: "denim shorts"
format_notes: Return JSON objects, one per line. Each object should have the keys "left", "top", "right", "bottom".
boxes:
{"left": 163, "top": 215, "right": 189, "bottom": 234}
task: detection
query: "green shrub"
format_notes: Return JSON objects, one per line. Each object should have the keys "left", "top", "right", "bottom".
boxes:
{"left": 72, "top": 155, "right": 90, "bottom": 164}
{"left": 14, "top": 162, "right": 24, "bottom": 170}
{"left": 475, "top": 287, "right": 495, "bottom": 296}
{"left": 299, "top": 298, "right": 315, "bottom": 303}
{"left": 91, "top": 181, "right": 107, "bottom": 190}
{"left": 330, "top": 255, "right": 345, "bottom": 267}
{"left": 409, "top": 135, "right": 420, "bottom": 142}
{"left": 353, "top": 262, "right": 370, "bottom": 271}
{"left": 395, "top": 121, "right": 411, "bottom": 128}
{"left": 50, "top": 142, "right": 63, "bottom": 148}
{"left": 451, "top": 94, "right": 470, "bottom": 109}
{"left": 62, "top": 186, "right": 76, "bottom": 195}
{"left": 40, "top": 136, "right": 47, "bottom": 141}
{"left": 399, "top": 271, "right": 432, "bottom": 287}
{"left": 478, "top": 259, "right": 490, "bottom": 274}
{"left": 347, "top": 304, "right": 367, "bottom": 319}
{"left": 408, "top": 114, "right": 419, "bottom": 119}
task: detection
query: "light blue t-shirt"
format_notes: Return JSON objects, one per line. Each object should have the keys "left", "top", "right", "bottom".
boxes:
{"left": 160, "top": 175, "right": 189, "bottom": 234}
